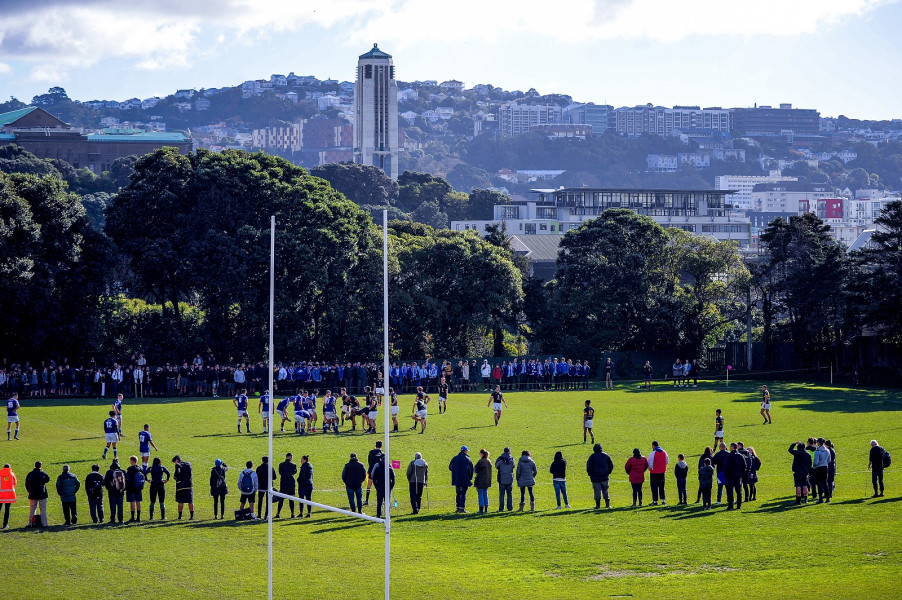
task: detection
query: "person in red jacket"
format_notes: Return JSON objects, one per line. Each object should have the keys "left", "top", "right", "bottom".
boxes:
{"left": 647, "top": 441, "right": 669, "bottom": 506}
{"left": 0, "top": 463, "right": 16, "bottom": 529}
{"left": 625, "top": 448, "right": 649, "bottom": 508}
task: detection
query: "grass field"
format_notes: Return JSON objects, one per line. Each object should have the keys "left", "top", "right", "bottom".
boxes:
{"left": 2, "top": 381, "right": 901, "bottom": 599}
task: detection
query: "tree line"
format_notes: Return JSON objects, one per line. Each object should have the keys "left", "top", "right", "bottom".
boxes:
{"left": 1, "top": 145, "right": 900, "bottom": 369}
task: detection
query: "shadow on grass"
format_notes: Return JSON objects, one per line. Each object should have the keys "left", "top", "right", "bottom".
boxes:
{"left": 708, "top": 382, "right": 902, "bottom": 414}
{"left": 871, "top": 496, "right": 902, "bottom": 505}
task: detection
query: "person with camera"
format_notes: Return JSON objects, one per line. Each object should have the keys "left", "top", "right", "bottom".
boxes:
{"left": 209, "top": 458, "right": 228, "bottom": 520}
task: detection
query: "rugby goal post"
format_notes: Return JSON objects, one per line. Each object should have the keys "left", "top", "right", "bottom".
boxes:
{"left": 265, "top": 212, "right": 392, "bottom": 600}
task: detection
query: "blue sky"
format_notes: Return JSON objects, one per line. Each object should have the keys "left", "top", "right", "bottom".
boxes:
{"left": 0, "top": 0, "right": 899, "bottom": 119}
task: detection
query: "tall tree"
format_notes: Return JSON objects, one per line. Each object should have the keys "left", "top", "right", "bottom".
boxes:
{"left": 856, "top": 200, "right": 902, "bottom": 345}
{"left": 310, "top": 162, "right": 399, "bottom": 207}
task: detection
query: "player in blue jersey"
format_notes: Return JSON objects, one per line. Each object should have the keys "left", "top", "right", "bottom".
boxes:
{"left": 291, "top": 394, "right": 305, "bottom": 434}
{"left": 308, "top": 390, "right": 319, "bottom": 433}
{"left": 322, "top": 390, "right": 339, "bottom": 433}
{"left": 138, "top": 424, "right": 159, "bottom": 468}
{"left": 294, "top": 404, "right": 312, "bottom": 435}
{"left": 258, "top": 391, "right": 271, "bottom": 434}
{"left": 276, "top": 396, "right": 291, "bottom": 432}
{"left": 112, "top": 393, "right": 124, "bottom": 436}
{"left": 7, "top": 393, "right": 20, "bottom": 441}
{"left": 102, "top": 410, "right": 121, "bottom": 459}
{"left": 234, "top": 389, "right": 251, "bottom": 434}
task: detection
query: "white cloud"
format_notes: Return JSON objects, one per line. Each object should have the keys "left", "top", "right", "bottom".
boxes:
{"left": 0, "top": 62, "right": 11, "bottom": 75}
{"left": 0, "top": 0, "right": 893, "bottom": 80}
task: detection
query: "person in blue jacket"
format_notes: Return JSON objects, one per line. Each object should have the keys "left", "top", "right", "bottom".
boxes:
{"left": 449, "top": 446, "right": 474, "bottom": 513}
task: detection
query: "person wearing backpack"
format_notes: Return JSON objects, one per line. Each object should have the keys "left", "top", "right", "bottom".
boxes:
{"left": 276, "top": 453, "right": 297, "bottom": 518}
{"left": 126, "top": 456, "right": 145, "bottom": 522}
{"left": 25, "top": 461, "right": 50, "bottom": 528}
{"left": 868, "top": 439, "right": 888, "bottom": 498}
{"left": 55, "top": 464, "right": 81, "bottom": 525}
{"left": 84, "top": 464, "right": 105, "bottom": 524}
{"left": 172, "top": 455, "right": 194, "bottom": 520}
{"left": 147, "top": 457, "right": 171, "bottom": 520}
{"left": 209, "top": 459, "right": 229, "bottom": 519}
{"left": 103, "top": 459, "right": 127, "bottom": 524}
{"left": 238, "top": 461, "right": 259, "bottom": 517}
{"left": 1, "top": 463, "right": 17, "bottom": 529}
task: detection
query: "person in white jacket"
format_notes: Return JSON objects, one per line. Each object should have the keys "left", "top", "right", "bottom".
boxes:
{"left": 480, "top": 360, "right": 491, "bottom": 391}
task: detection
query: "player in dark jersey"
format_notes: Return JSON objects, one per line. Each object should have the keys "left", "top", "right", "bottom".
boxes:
{"left": 340, "top": 388, "right": 352, "bottom": 427}
{"left": 487, "top": 385, "right": 508, "bottom": 426}
{"left": 389, "top": 389, "right": 400, "bottom": 432}
{"left": 760, "top": 385, "right": 772, "bottom": 425}
{"left": 410, "top": 386, "right": 429, "bottom": 433}
{"left": 438, "top": 377, "right": 450, "bottom": 414}
{"left": 583, "top": 400, "right": 595, "bottom": 444}
{"left": 714, "top": 408, "right": 725, "bottom": 448}
{"left": 234, "top": 389, "right": 251, "bottom": 433}
{"left": 102, "top": 410, "right": 120, "bottom": 460}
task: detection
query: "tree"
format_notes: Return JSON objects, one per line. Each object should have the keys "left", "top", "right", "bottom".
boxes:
{"left": 664, "top": 229, "right": 751, "bottom": 354}
{"left": 758, "top": 213, "right": 851, "bottom": 368}
{"left": 31, "top": 87, "right": 71, "bottom": 107}
{"left": 468, "top": 189, "right": 509, "bottom": 220}
{"left": 390, "top": 225, "right": 523, "bottom": 357}
{"left": 398, "top": 171, "right": 453, "bottom": 213}
{"left": 856, "top": 201, "right": 902, "bottom": 345}
{"left": 445, "top": 163, "right": 491, "bottom": 192}
{"left": 310, "top": 162, "right": 399, "bottom": 207}
{"left": 411, "top": 200, "right": 448, "bottom": 229}
{"left": 547, "top": 209, "right": 672, "bottom": 356}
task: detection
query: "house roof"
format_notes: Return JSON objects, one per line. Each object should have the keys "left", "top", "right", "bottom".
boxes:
{"left": 359, "top": 43, "right": 391, "bottom": 59}
{"left": 0, "top": 107, "right": 39, "bottom": 126}
{"left": 509, "top": 234, "right": 564, "bottom": 262}
{"left": 848, "top": 229, "right": 876, "bottom": 252}
{"left": 86, "top": 132, "right": 188, "bottom": 143}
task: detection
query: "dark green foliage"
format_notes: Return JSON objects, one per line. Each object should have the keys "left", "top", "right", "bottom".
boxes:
{"left": 310, "top": 162, "right": 399, "bottom": 207}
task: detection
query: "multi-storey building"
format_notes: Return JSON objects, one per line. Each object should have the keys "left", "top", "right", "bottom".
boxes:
{"left": 498, "top": 102, "right": 563, "bottom": 137}
{"left": 714, "top": 175, "right": 799, "bottom": 211}
{"left": 353, "top": 43, "right": 399, "bottom": 179}
{"left": 732, "top": 104, "right": 820, "bottom": 136}
{"left": 451, "top": 188, "right": 751, "bottom": 247}
{"left": 613, "top": 105, "right": 732, "bottom": 138}
{"left": 749, "top": 181, "right": 834, "bottom": 213}
{"left": 562, "top": 103, "right": 614, "bottom": 134}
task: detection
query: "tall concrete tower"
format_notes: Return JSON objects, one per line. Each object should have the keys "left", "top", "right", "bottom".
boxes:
{"left": 354, "top": 43, "right": 398, "bottom": 180}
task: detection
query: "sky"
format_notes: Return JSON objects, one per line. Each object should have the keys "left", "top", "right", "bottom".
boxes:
{"left": 0, "top": 0, "right": 900, "bottom": 119}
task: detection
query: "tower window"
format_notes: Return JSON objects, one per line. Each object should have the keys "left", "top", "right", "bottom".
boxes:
{"left": 364, "top": 65, "right": 372, "bottom": 79}
{"left": 390, "top": 66, "right": 395, "bottom": 79}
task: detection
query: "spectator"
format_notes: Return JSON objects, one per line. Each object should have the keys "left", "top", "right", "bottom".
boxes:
{"left": 825, "top": 440, "right": 836, "bottom": 496}
{"left": 648, "top": 441, "right": 668, "bottom": 506}
{"left": 788, "top": 442, "right": 812, "bottom": 504}
{"left": 695, "top": 446, "right": 714, "bottom": 503}
{"left": 255, "top": 456, "right": 276, "bottom": 520}
{"left": 698, "top": 458, "right": 714, "bottom": 509}
{"left": 126, "top": 456, "right": 145, "bottom": 522}
{"left": 480, "top": 360, "right": 491, "bottom": 391}
{"left": 103, "top": 459, "right": 126, "bottom": 525}
{"left": 370, "top": 455, "right": 395, "bottom": 519}
{"left": 341, "top": 453, "right": 366, "bottom": 513}
{"left": 84, "top": 464, "right": 104, "bottom": 524}
{"left": 474, "top": 449, "right": 493, "bottom": 514}
{"left": 813, "top": 438, "right": 832, "bottom": 504}
{"left": 449, "top": 445, "right": 474, "bottom": 513}
{"left": 172, "top": 455, "right": 194, "bottom": 520}
{"left": 209, "top": 459, "right": 229, "bottom": 520}
{"left": 55, "top": 464, "right": 80, "bottom": 525}
{"left": 724, "top": 443, "right": 747, "bottom": 510}
{"left": 238, "top": 461, "right": 258, "bottom": 515}
{"left": 604, "top": 358, "right": 613, "bottom": 390}
{"left": 495, "top": 447, "right": 515, "bottom": 512}
{"left": 147, "top": 457, "right": 170, "bottom": 520}
{"left": 516, "top": 449, "right": 538, "bottom": 512}
{"left": 0, "top": 463, "right": 16, "bottom": 529}
{"left": 276, "top": 453, "right": 296, "bottom": 518}
{"left": 25, "top": 461, "right": 51, "bottom": 527}
{"left": 297, "top": 455, "right": 313, "bottom": 518}
{"left": 405, "top": 452, "right": 428, "bottom": 515}
{"left": 625, "top": 448, "right": 648, "bottom": 508}
{"left": 746, "top": 447, "right": 761, "bottom": 501}
{"left": 868, "top": 440, "right": 886, "bottom": 498}
{"left": 586, "top": 443, "right": 614, "bottom": 509}
{"left": 550, "top": 451, "right": 569, "bottom": 509}
{"left": 712, "top": 443, "right": 729, "bottom": 504}
{"left": 674, "top": 454, "right": 689, "bottom": 505}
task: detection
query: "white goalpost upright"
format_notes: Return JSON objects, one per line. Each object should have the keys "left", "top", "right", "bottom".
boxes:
{"left": 266, "top": 211, "right": 392, "bottom": 600}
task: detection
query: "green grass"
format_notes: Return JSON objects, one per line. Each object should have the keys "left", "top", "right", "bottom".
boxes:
{"left": 2, "top": 381, "right": 901, "bottom": 599}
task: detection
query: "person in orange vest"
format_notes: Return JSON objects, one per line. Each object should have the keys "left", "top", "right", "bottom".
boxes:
{"left": 0, "top": 463, "right": 16, "bottom": 529}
